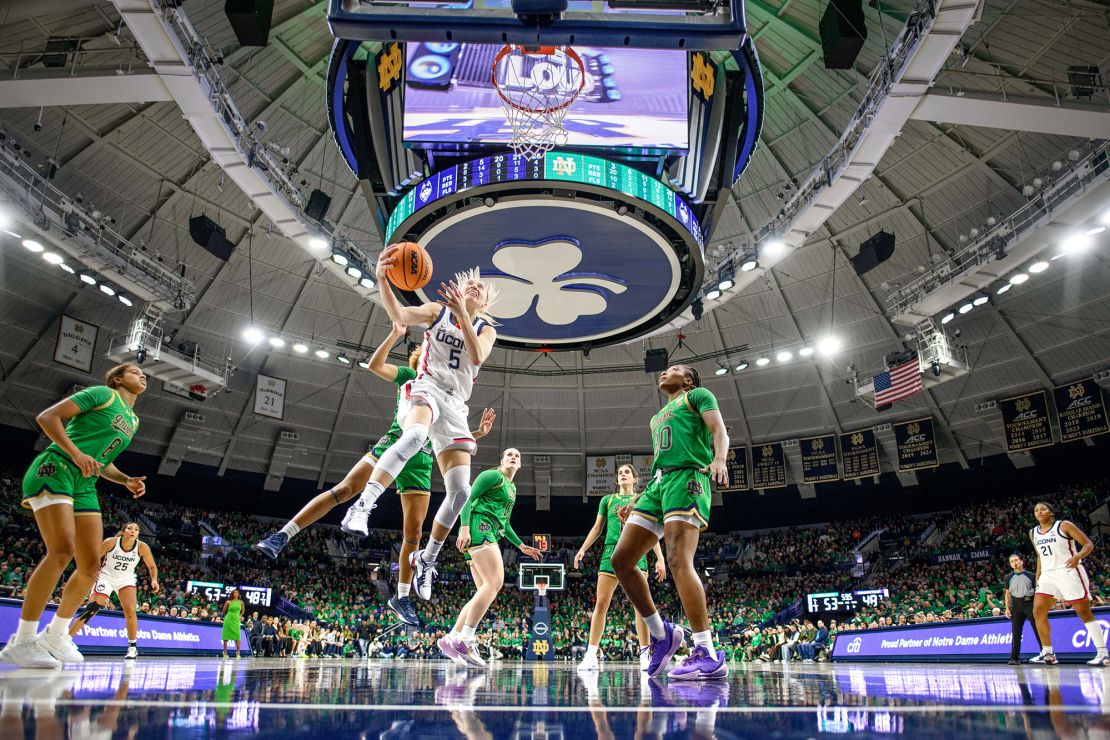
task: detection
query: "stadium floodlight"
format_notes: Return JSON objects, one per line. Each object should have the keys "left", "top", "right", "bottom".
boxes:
{"left": 21, "top": 239, "right": 43, "bottom": 253}
{"left": 357, "top": 358, "right": 370, "bottom": 369}
{"left": 59, "top": 263, "right": 75, "bottom": 274}
{"left": 331, "top": 252, "right": 349, "bottom": 266}
{"left": 1028, "top": 260, "right": 1049, "bottom": 273}
{"left": 79, "top": 271, "right": 97, "bottom": 285}
{"left": 740, "top": 257, "right": 758, "bottom": 272}
{"left": 314, "top": 349, "right": 329, "bottom": 359}
{"left": 817, "top": 335, "right": 842, "bottom": 356}
{"left": 940, "top": 312, "right": 956, "bottom": 324}
{"left": 1009, "top": 273, "right": 1029, "bottom": 285}
{"left": 798, "top": 346, "right": 814, "bottom": 357}
{"left": 308, "top": 236, "right": 329, "bottom": 252}
{"left": 242, "top": 327, "right": 264, "bottom": 344}
{"left": 705, "top": 287, "right": 722, "bottom": 301}
{"left": 337, "top": 353, "right": 351, "bottom": 365}
{"left": 42, "top": 251, "right": 64, "bottom": 265}
{"left": 117, "top": 294, "right": 133, "bottom": 307}
{"left": 755, "top": 357, "right": 770, "bottom": 367}
{"left": 973, "top": 293, "right": 989, "bottom": 306}
{"left": 735, "top": 360, "right": 749, "bottom": 371}
{"left": 99, "top": 283, "right": 116, "bottom": 297}
{"left": 292, "top": 343, "right": 308, "bottom": 354}
{"left": 958, "top": 301, "right": 974, "bottom": 314}
{"left": 346, "top": 265, "right": 362, "bottom": 279}
{"left": 762, "top": 239, "right": 786, "bottom": 257}
{"left": 1059, "top": 233, "right": 1092, "bottom": 255}
{"left": 359, "top": 276, "right": 375, "bottom": 289}
{"left": 776, "top": 350, "right": 793, "bottom": 362}
{"left": 268, "top": 337, "right": 285, "bottom": 348}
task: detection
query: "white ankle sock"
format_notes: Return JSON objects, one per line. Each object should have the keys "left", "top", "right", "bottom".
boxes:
{"left": 360, "top": 481, "right": 385, "bottom": 508}
{"left": 643, "top": 612, "right": 665, "bottom": 640}
{"left": 424, "top": 536, "right": 445, "bottom": 563}
{"left": 47, "top": 616, "right": 72, "bottom": 636}
{"left": 460, "top": 625, "right": 476, "bottom": 640}
{"left": 15, "top": 619, "right": 38, "bottom": 643}
{"left": 280, "top": 522, "right": 300, "bottom": 539}
{"left": 692, "top": 630, "right": 714, "bottom": 652}
{"left": 1085, "top": 621, "right": 1107, "bottom": 651}
{"left": 397, "top": 583, "right": 411, "bottom": 598}
{"left": 585, "top": 644, "right": 598, "bottom": 658}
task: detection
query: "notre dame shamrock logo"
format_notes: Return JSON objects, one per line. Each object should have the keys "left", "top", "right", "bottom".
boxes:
{"left": 36, "top": 463, "right": 57, "bottom": 478}
{"left": 812, "top": 438, "right": 824, "bottom": 451}
{"left": 532, "top": 639, "right": 549, "bottom": 656}
{"left": 907, "top": 422, "right": 920, "bottom": 435}
{"left": 761, "top": 445, "right": 773, "bottom": 456}
{"left": 1015, "top": 397, "right": 1031, "bottom": 412}
{"left": 478, "top": 521, "right": 492, "bottom": 533}
{"left": 1069, "top": 383, "right": 1085, "bottom": 400}
{"left": 851, "top": 432, "right": 864, "bottom": 446}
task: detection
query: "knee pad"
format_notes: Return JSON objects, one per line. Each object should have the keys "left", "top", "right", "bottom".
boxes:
{"left": 434, "top": 465, "right": 471, "bottom": 528}
{"left": 374, "top": 424, "right": 429, "bottom": 479}
{"left": 77, "top": 601, "right": 104, "bottom": 623}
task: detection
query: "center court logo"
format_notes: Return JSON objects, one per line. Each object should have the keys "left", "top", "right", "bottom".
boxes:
{"left": 484, "top": 237, "right": 627, "bottom": 326}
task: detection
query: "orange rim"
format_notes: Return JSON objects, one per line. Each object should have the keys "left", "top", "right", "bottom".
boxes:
{"left": 491, "top": 44, "right": 586, "bottom": 114}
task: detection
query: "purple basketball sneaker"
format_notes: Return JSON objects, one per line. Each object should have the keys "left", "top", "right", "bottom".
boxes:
{"left": 647, "top": 622, "right": 685, "bottom": 677}
{"left": 667, "top": 646, "right": 728, "bottom": 681}
{"left": 437, "top": 636, "right": 468, "bottom": 666}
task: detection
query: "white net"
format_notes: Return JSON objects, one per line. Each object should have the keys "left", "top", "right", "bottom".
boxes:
{"left": 493, "top": 45, "right": 584, "bottom": 161}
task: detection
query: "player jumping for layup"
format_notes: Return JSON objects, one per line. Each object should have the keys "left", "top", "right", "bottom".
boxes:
{"left": 610, "top": 365, "right": 729, "bottom": 680}
{"left": 346, "top": 244, "right": 500, "bottom": 603}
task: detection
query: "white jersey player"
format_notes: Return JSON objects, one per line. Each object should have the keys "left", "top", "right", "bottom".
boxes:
{"left": 69, "top": 522, "right": 159, "bottom": 659}
{"left": 351, "top": 246, "right": 500, "bottom": 603}
{"left": 1027, "top": 501, "right": 1108, "bottom": 666}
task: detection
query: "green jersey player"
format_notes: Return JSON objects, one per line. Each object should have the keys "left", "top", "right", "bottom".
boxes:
{"left": 574, "top": 464, "right": 665, "bottom": 672}
{"left": 610, "top": 364, "right": 730, "bottom": 681}
{"left": 1, "top": 363, "right": 148, "bottom": 669}
{"left": 436, "top": 448, "right": 542, "bottom": 668}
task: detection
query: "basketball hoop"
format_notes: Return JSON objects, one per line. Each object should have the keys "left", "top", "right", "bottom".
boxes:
{"left": 492, "top": 44, "right": 585, "bottom": 161}
{"left": 534, "top": 575, "right": 550, "bottom": 600}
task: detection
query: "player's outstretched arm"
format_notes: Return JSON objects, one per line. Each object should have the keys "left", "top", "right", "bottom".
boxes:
{"left": 375, "top": 245, "right": 440, "bottom": 327}
{"left": 472, "top": 408, "right": 497, "bottom": 440}
{"left": 368, "top": 322, "right": 407, "bottom": 382}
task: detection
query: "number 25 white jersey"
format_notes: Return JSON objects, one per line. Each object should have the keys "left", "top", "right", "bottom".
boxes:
{"left": 101, "top": 537, "right": 141, "bottom": 579}
{"left": 415, "top": 306, "right": 489, "bottom": 402}
{"left": 1030, "top": 520, "right": 1078, "bottom": 571}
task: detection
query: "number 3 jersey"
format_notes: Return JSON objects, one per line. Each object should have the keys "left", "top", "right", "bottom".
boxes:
{"left": 46, "top": 385, "right": 139, "bottom": 468}
{"left": 414, "top": 307, "right": 490, "bottom": 402}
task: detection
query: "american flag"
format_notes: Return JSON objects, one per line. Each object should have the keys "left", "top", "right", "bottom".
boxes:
{"left": 874, "top": 359, "right": 924, "bottom": 405}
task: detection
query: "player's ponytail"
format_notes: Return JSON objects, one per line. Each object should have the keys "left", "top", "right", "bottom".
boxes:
{"left": 408, "top": 343, "right": 422, "bottom": 370}
{"left": 105, "top": 363, "right": 137, "bottom": 389}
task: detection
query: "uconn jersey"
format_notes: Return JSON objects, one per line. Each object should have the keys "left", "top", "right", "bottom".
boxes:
{"left": 414, "top": 306, "right": 488, "bottom": 401}
{"left": 1031, "top": 520, "right": 1091, "bottom": 603}
{"left": 93, "top": 537, "right": 141, "bottom": 596}
{"left": 399, "top": 307, "right": 490, "bottom": 456}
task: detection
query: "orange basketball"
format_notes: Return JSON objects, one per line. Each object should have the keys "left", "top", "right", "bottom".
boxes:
{"left": 386, "top": 241, "right": 433, "bottom": 291}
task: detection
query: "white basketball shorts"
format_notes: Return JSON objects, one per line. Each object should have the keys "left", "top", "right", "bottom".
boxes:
{"left": 1037, "top": 565, "right": 1091, "bottom": 604}
{"left": 398, "top": 377, "right": 476, "bottom": 456}
{"left": 92, "top": 572, "right": 136, "bottom": 599}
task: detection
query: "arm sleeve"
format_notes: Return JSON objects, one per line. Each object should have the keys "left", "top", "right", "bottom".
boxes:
{"left": 503, "top": 519, "right": 523, "bottom": 548}
{"left": 687, "top": 387, "right": 719, "bottom": 414}
{"left": 394, "top": 366, "right": 416, "bottom": 386}
{"left": 69, "top": 386, "right": 114, "bottom": 412}
{"left": 460, "top": 470, "right": 498, "bottom": 524}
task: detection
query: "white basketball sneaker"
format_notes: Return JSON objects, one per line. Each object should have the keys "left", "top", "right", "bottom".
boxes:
{"left": 639, "top": 646, "right": 651, "bottom": 672}
{"left": 340, "top": 499, "right": 371, "bottom": 537}
{"left": 460, "top": 640, "right": 486, "bottom": 668}
{"left": 576, "top": 652, "right": 600, "bottom": 672}
{"left": 36, "top": 632, "right": 84, "bottom": 664}
{"left": 0, "top": 635, "right": 60, "bottom": 669}
{"left": 1028, "top": 649, "right": 1058, "bottom": 665}
{"left": 1086, "top": 651, "right": 1110, "bottom": 666}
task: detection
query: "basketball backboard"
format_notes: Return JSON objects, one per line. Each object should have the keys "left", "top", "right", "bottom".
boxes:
{"left": 328, "top": 0, "right": 748, "bottom": 50}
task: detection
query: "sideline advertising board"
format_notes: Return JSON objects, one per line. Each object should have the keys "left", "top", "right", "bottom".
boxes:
{"left": 831, "top": 607, "right": 1110, "bottom": 663}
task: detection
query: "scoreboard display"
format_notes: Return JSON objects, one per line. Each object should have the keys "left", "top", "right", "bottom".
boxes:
{"left": 385, "top": 151, "right": 703, "bottom": 246}
{"left": 806, "top": 588, "right": 890, "bottom": 615}
{"left": 186, "top": 581, "right": 273, "bottom": 608}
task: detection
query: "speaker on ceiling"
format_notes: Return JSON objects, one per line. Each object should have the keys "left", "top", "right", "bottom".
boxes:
{"left": 819, "top": 0, "right": 867, "bottom": 70}
{"left": 224, "top": 0, "right": 273, "bottom": 47}
{"left": 306, "top": 189, "right": 332, "bottom": 222}
{"left": 1066, "top": 65, "right": 1102, "bottom": 98}
{"left": 851, "top": 230, "right": 895, "bottom": 276}
{"left": 644, "top": 348, "right": 669, "bottom": 374}
{"left": 189, "top": 215, "right": 237, "bottom": 261}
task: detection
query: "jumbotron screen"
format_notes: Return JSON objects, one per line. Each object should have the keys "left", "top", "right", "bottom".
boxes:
{"left": 402, "top": 43, "right": 688, "bottom": 150}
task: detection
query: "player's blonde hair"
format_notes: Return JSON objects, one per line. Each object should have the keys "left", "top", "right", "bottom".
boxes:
{"left": 453, "top": 266, "right": 499, "bottom": 324}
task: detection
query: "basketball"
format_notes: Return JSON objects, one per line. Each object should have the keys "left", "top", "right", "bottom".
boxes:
{"left": 386, "top": 241, "right": 433, "bottom": 291}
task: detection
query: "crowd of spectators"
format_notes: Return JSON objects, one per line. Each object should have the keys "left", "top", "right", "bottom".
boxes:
{"left": 0, "top": 467, "right": 1105, "bottom": 662}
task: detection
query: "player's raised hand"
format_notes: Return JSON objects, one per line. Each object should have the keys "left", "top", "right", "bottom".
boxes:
{"left": 437, "top": 280, "right": 469, "bottom": 321}
{"left": 475, "top": 408, "right": 497, "bottom": 439}
{"left": 125, "top": 475, "right": 146, "bottom": 498}
{"left": 375, "top": 244, "right": 400, "bottom": 281}
{"left": 390, "top": 321, "right": 407, "bottom": 336}
{"left": 520, "top": 545, "right": 543, "bottom": 561}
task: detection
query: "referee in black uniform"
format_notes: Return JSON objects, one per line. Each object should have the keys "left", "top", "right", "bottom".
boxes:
{"left": 1004, "top": 553, "right": 1037, "bottom": 664}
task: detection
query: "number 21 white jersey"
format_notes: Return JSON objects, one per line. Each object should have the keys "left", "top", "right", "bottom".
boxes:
{"left": 1030, "top": 520, "right": 1077, "bottom": 571}
{"left": 415, "top": 306, "right": 489, "bottom": 402}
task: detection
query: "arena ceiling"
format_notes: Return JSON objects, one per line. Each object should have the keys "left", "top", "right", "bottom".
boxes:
{"left": 0, "top": 0, "right": 1107, "bottom": 498}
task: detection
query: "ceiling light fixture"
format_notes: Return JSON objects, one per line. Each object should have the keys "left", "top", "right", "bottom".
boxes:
{"left": 337, "top": 353, "right": 351, "bottom": 365}
{"left": 331, "top": 252, "right": 349, "bottom": 267}
{"left": 940, "top": 312, "right": 955, "bottom": 324}
{"left": 776, "top": 350, "right": 793, "bottom": 362}
{"left": 755, "top": 357, "right": 770, "bottom": 367}
{"left": 268, "top": 337, "right": 285, "bottom": 348}
{"left": 308, "top": 236, "right": 329, "bottom": 252}
{"left": 314, "top": 349, "right": 329, "bottom": 359}
{"left": 973, "top": 293, "right": 989, "bottom": 306}
{"left": 359, "top": 276, "right": 375, "bottom": 289}
{"left": 59, "top": 263, "right": 75, "bottom": 274}
{"left": 995, "top": 282, "right": 1012, "bottom": 295}
{"left": 117, "top": 294, "right": 133, "bottom": 307}
{"left": 356, "top": 358, "right": 370, "bottom": 369}
{"left": 42, "top": 252, "right": 64, "bottom": 265}
{"left": 798, "top": 346, "right": 814, "bottom": 357}
{"left": 816, "top": 336, "right": 842, "bottom": 356}
{"left": 346, "top": 265, "right": 362, "bottom": 279}
{"left": 763, "top": 239, "right": 786, "bottom": 257}
{"left": 705, "top": 287, "right": 722, "bottom": 301}
{"left": 21, "top": 239, "right": 43, "bottom": 253}
{"left": 1059, "top": 233, "right": 1092, "bottom": 254}
{"left": 242, "top": 327, "right": 264, "bottom": 344}
{"left": 958, "top": 301, "right": 974, "bottom": 314}
{"left": 735, "top": 360, "right": 749, "bottom": 371}
{"left": 79, "top": 271, "right": 96, "bottom": 285}
{"left": 1027, "top": 260, "right": 1048, "bottom": 273}
{"left": 740, "top": 257, "right": 758, "bottom": 272}
{"left": 1009, "top": 273, "right": 1029, "bottom": 285}
{"left": 99, "top": 284, "right": 116, "bottom": 296}
{"left": 292, "top": 343, "right": 308, "bottom": 354}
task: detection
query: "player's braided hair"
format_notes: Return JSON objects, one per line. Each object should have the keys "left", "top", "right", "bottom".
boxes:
{"left": 683, "top": 365, "right": 702, "bottom": 389}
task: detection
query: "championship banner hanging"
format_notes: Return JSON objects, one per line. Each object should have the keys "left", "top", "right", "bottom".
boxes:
{"left": 720, "top": 446, "right": 749, "bottom": 492}
{"left": 894, "top": 418, "right": 938, "bottom": 472}
{"left": 53, "top": 315, "right": 99, "bottom": 373}
{"left": 999, "top": 389, "right": 1053, "bottom": 452}
{"left": 585, "top": 455, "right": 615, "bottom": 497}
{"left": 751, "top": 442, "right": 787, "bottom": 489}
{"left": 800, "top": 434, "right": 839, "bottom": 483}
{"left": 839, "top": 429, "right": 880, "bottom": 480}
{"left": 254, "top": 375, "right": 287, "bottom": 420}
{"left": 1053, "top": 378, "right": 1109, "bottom": 443}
